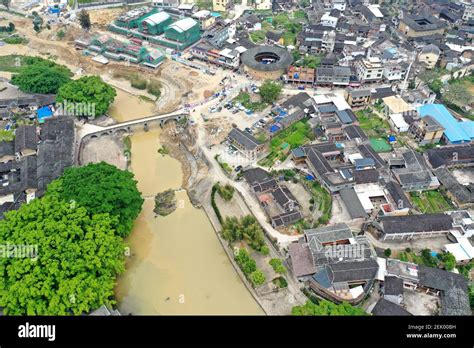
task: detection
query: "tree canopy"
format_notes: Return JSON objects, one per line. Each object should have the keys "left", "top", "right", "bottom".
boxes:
{"left": 46, "top": 162, "right": 143, "bottom": 237}
{"left": 11, "top": 58, "right": 72, "bottom": 94}
{"left": 78, "top": 10, "right": 91, "bottom": 30}
{"left": 444, "top": 83, "right": 473, "bottom": 107}
{"left": 222, "top": 215, "right": 265, "bottom": 252}
{"left": 291, "top": 300, "right": 367, "bottom": 316}
{"left": 259, "top": 80, "right": 282, "bottom": 105}
{"left": 0, "top": 195, "right": 125, "bottom": 315}
{"left": 56, "top": 76, "right": 116, "bottom": 118}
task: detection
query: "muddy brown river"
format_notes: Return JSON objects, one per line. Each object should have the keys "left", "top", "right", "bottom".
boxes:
{"left": 112, "top": 93, "right": 262, "bottom": 315}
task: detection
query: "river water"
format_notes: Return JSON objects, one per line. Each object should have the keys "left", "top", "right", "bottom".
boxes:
{"left": 112, "top": 91, "right": 263, "bottom": 315}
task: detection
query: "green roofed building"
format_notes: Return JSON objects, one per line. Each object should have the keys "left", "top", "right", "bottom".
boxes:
{"left": 115, "top": 6, "right": 158, "bottom": 29}
{"left": 164, "top": 17, "right": 201, "bottom": 45}
{"left": 139, "top": 11, "right": 172, "bottom": 35}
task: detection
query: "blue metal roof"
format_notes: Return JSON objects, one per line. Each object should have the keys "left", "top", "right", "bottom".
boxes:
{"left": 37, "top": 106, "right": 53, "bottom": 123}
{"left": 355, "top": 158, "right": 375, "bottom": 168}
{"left": 464, "top": 120, "right": 474, "bottom": 139}
{"left": 418, "top": 104, "right": 472, "bottom": 144}
{"left": 312, "top": 267, "right": 332, "bottom": 289}
{"left": 336, "top": 110, "right": 354, "bottom": 124}
{"left": 270, "top": 124, "right": 281, "bottom": 133}
{"left": 291, "top": 147, "right": 305, "bottom": 158}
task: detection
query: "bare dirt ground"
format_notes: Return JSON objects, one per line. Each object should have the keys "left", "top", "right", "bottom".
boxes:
{"left": 329, "top": 194, "right": 352, "bottom": 224}
{"left": 284, "top": 181, "right": 312, "bottom": 218}
{"left": 215, "top": 193, "right": 251, "bottom": 219}
{"left": 404, "top": 289, "right": 440, "bottom": 315}
{"left": 366, "top": 231, "right": 450, "bottom": 253}
{"left": 159, "top": 122, "right": 198, "bottom": 190}
{"left": 88, "top": 8, "right": 124, "bottom": 29}
{"left": 2, "top": 11, "right": 227, "bottom": 115}
{"left": 451, "top": 167, "right": 474, "bottom": 186}
{"left": 80, "top": 135, "right": 127, "bottom": 170}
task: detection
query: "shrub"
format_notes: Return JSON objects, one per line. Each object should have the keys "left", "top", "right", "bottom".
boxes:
{"left": 269, "top": 258, "right": 287, "bottom": 274}
{"left": 250, "top": 269, "right": 266, "bottom": 286}
{"left": 260, "top": 245, "right": 270, "bottom": 256}
{"left": 147, "top": 79, "right": 161, "bottom": 99}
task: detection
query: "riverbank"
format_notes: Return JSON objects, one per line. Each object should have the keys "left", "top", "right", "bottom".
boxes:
{"left": 114, "top": 128, "right": 263, "bottom": 315}
{"left": 154, "top": 121, "right": 270, "bottom": 313}
{"left": 158, "top": 121, "right": 308, "bottom": 315}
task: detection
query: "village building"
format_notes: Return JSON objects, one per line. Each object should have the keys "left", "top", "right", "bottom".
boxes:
{"left": 418, "top": 104, "right": 474, "bottom": 144}
{"left": 434, "top": 167, "right": 474, "bottom": 208}
{"left": 409, "top": 115, "right": 445, "bottom": 145}
{"left": 212, "top": 0, "right": 232, "bottom": 12}
{"left": 345, "top": 89, "right": 372, "bottom": 109}
{"left": 354, "top": 56, "right": 384, "bottom": 83}
{"left": 390, "top": 149, "right": 437, "bottom": 191}
{"left": 372, "top": 213, "right": 454, "bottom": 240}
{"left": 243, "top": 168, "right": 303, "bottom": 228}
{"left": 382, "top": 96, "right": 415, "bottom": 133}
{"left": 371, "top": 298, "right": 412, "bottom": 316}
{"left": 426, "top": 144, "right": 474, "bottom": 169}
{"left": 227, "top": 128, "right": 265, "bottom": 160}
{"left": 418, "top": 44, "right": 441, "bottom": 69}
{"left": 285, "top": 66, "right": 315, "bottom": 86}
{"left": 315, "top": 66, "right": 351, "bottom": 86}
{"left": 398, "top": 13, "right": 446, "bottom": 38}
{"left": 288, "top": 223, "right": 379, "bottom": 303}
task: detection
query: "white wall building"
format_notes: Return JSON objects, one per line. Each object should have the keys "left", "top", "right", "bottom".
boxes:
{"left": 321, "top": 13, "right": 338, "bottom": 28}
{"left": 332, "top": 0, "right": 346, "bottom": 11}
{"left": 355, "top": 57, "right": 384, "bottom": 82}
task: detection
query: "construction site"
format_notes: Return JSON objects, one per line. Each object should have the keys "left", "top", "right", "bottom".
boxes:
{"left": 108, "top": 6, "right": 201, "bottom": 51}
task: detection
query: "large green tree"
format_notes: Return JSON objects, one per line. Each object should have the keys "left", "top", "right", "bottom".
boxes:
{"left": 11, "top": 59, "right": 71, "bottom": 94}
{"left": 0, "top": 196, "right": 125, "bottom": 315}
{"left": 259, "top": 80, "right": 282, "bottom": 105}
{"left": 46, "top": 162, "right": 143, "bottom": 237}
{"left": 292, "top": 300, "right": 367, "bottom": 316}
{"left": 221, "top": 215, "right": 265, "bottom": 251}
{"left": 444, "top": 83, "right": 473, "bottom": 106}
{"left": 56, "top": 76, "right": 116, "bottom": 117}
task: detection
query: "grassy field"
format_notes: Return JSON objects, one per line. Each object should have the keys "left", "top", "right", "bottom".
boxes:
{"left": 356, "top": 108, "right": 391, "bottom": 137}
{"left": 259, "top": 120, "right": 312, "bottom": 167}
{"left": 444, "top": 75, "right": 474, "bottom": 120}
{"left": 249, "top": 30, "right": 266, "bottom": 44}
{"left": 294, "top": 54, "right": 323, "bottom": 69}
{"left": 369, "top": 137, "right": 392, "bottom": 153}
{"left": 233, "top": 92, "right": 267, "bottom": 112}
{"left": 309, "top": 181, "right": 332, "bottom": 226}
{"left": 409, "top": 190, "right": 454, "bottom": 214}
{"left": 259, "top": 11, "right": 306, "bottom": 46}
{"left": 0, "top": 55, "right": 29, "bottom": 73}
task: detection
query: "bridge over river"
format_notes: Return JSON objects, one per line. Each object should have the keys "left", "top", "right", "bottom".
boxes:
{"left": 75, "top": 110, "right": 189, "bottom": 164}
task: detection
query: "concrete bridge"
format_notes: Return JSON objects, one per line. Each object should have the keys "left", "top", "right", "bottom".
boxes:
{"left": 81, "top": 111, "right": 188, "bottom": 141}
{"left": 76, "top": 111, "right": 188, "bottom": 164}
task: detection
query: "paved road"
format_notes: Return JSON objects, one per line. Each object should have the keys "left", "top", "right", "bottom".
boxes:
{"left": 192, "top": 101, "right": 300, "bottom": 248}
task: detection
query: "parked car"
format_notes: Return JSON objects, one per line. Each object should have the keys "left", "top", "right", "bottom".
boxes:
{"left": 245, "top": 127, "right": 253, "bottom": 134}
{"left": 235, "top": 165, "right": 243, "bottom": 172}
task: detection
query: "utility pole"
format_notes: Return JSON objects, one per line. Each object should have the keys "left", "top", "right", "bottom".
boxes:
{"left": 401, "top": 51, "right": 416, "bottom": 96}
